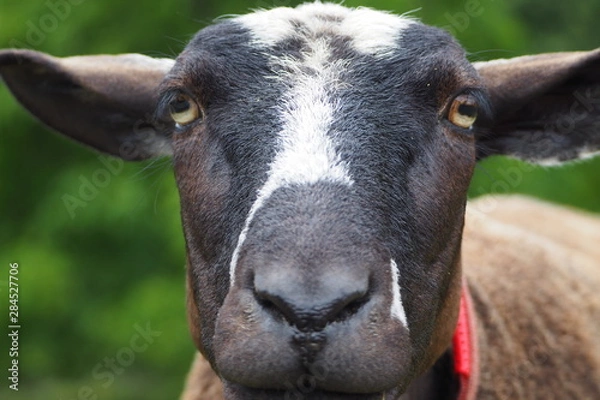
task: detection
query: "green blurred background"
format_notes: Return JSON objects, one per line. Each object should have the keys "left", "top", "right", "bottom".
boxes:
{"left": 0, "top": 0, "right": 599, "bottom": 399}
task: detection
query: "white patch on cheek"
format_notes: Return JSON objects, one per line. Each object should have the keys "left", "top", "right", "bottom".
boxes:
{"left": 390, "top": 259, "right": 409, "bottom": 328}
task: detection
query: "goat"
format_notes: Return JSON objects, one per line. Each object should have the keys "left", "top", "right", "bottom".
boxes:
{"left": 1, "top": 3, "right": 599, "bottom": 399}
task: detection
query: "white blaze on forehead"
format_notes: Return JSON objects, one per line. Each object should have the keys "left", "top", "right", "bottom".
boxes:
{"left": 390, "top": 259, "right": 409, "bottom": 328}
{"left": 229, "top": 4, "right": 414, "bottom": 285}
{"left": 236, "top": 3, "right": 414, "bottom": 55}
{"left": 229, "top": 51, "right": 352, "bottom": 285}
{"left": 230, "top": 5, "right": 367, "bottom": 285}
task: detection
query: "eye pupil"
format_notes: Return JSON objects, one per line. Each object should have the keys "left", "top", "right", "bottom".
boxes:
{"left": 457, "top": 103, "right": 477, "bottom": 118}
{"left": 170, "top": 97, "right": 191, "bottom": 114}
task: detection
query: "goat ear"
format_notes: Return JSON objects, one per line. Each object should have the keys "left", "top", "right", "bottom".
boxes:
{"left": 0, "top": 49, "right": 175, "bottom": 160}
{"left": 474, "top": 49, "right": 600, "bottom": 164}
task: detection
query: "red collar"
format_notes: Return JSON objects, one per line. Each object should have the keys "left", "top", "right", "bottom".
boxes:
{"left": 451, "top": 278, "right": 479, "bottom": 400}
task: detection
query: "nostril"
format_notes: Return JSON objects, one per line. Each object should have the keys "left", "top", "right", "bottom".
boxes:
{"left": 332, "top": 295, "right": 370, "bottom": 324}
{"left": 253, "top": 275, "right": 370, "bottom": 331}
{"left": 255, "top": 290, "right": 298, "bottom": 324}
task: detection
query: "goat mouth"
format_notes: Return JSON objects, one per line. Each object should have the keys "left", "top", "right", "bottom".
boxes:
{"left": 224, "top": 384, "right": 390, "bottom": 400}
{"left": 214, "top": 284, "right": 413, "bottom": 396}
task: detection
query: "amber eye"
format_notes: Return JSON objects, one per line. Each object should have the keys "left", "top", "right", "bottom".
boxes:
{"left": 447, "top": 94, "right": 478, "bottom": 129}
{"left": 169, "top": 94, "right": 202, "bottom": 126}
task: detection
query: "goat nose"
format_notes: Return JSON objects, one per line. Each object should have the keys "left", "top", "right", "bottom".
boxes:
{"left": 253, "top": 270, "right": 370, "bottom": 332}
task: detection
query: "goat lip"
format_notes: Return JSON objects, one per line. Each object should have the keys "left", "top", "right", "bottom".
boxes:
{"left": 223, "top": 383, "right": 389, "bottom": 400}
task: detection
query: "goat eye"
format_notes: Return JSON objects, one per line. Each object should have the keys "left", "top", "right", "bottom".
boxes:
{"left": 169, "top": 94, "right": 201, "bottom": 126}
{"left": 447, "top": 94, "right": 478, "bottom": 129}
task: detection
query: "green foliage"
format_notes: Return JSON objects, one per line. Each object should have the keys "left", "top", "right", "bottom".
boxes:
{"left": 0, "top": 1, "right": 598, "bottom": 399}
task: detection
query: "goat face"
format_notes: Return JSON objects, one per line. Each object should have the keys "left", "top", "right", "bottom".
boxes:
{"left": 166, "top": 5, "right": 478, "bottom": 395}
{"left": 1, "top": 2, "right": 599, "bottom": 399}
